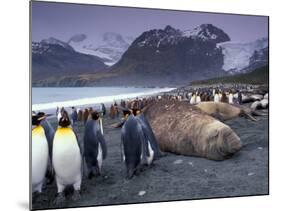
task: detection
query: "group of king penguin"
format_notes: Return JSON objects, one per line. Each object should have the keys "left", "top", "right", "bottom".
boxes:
{"left": 32, "top": 105, "right": 161, "bottom": 204}
{"left": 189, "top": 89, "right": 235, "bottom": 105}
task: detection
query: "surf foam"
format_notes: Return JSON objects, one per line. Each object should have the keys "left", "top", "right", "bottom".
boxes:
{"left": 32, "top": 87, "right": 176, "bottom": 111}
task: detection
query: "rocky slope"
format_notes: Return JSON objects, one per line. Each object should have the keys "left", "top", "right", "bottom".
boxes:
{"left": 32, "top": 37, "right": 108, "bottom": 83}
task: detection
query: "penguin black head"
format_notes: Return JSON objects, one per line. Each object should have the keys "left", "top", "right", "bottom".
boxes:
{"left": 122, "top": 109, "right": 131, "bottom": 120}
{"left": 132, "top": 108, "right": 141, "bottom": 116}
{"left": 32, "top": 113, "right": 46, "bottom": 126}
{"left": 91, "top": 111, "right": 100, "bottom": 120}
{"left": 59, "top": 111, "right": 71, "bottom": 127}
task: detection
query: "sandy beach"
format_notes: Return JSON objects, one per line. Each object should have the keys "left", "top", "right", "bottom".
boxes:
{"left": 32, "top": 108, "right": 268, "bottom": 210}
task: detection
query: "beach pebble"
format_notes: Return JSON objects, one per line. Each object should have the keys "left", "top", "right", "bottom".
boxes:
{"left": 138, "top": 190, "right": 146, "bottom": 196}
{"left": 188, "top": 162, "right": 194, "bottom": 167}
{"left": 248, "top": 172, "right": 255, "bottom": 176}
{"left": 173, "top": 159, "right": 183, "bottom": 165}
{"left": 258, "top": 147, "right": 263, "bottom": 150}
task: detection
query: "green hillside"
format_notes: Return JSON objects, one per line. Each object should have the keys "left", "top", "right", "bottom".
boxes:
{"left": 191, "top": 65, "right": 269, "bottom": 85}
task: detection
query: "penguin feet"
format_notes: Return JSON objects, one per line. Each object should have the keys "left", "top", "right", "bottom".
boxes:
{"left": 53, "top": 192, "right": 66, "bottom": 206}
{"left": 72, "top": 190, "right": 81, "bottom": 201}
{"left": 88, "top": 171, "right": 94, "bottom": 180}
{"left": 88, "top": 168, "right": 101, "bottom": 179}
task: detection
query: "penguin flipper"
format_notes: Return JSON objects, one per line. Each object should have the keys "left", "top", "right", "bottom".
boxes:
{"left": 139, "top": 115, "right": 161, "bottom": 157}
{"left": 96, "top": 127, "right": 107, "bottom": 160}
{"left": 137, "top": 123, "right": 149, "bottom": 164}
{"left": 74, "top": 132, "right": 84, "bottom": 175}
{"left": 120, "top": 126, "right": 125, "bottom": 162}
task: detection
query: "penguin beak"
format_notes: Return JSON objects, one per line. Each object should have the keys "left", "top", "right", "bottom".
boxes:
{"left": 38, "top": 116, "right": 46, "bottom": 121}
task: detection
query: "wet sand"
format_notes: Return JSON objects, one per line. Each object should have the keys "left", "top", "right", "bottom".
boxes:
{"left": 32, "top": 111, "right": 269, "bottom": 210}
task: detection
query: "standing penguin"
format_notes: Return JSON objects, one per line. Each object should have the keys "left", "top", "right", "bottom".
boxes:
{"left": 238, "top": 91, "right": 243, "bottom": 105}
{"left": 196, "top": 93, "right": 201, "bottom": 104}
{"left": 37, "top": 112, "right": 55, "bottom": 183}
{"left": 220, "top": 92, "right": 228, "bottom": 103}
{"left": 77, "top": 109, "right": 83, "bottom": 121}
{"left": 71, "top": 107, "right": 78, "bottom": 125}
{"left": 100, "top": 103, "right": 106, "bottom": 116}
{"left": 32, "top": 113, "right": 49, "bottom": 194}
{"left": 83, "top": 108, "right": 89, "bottom": 124}
{"left": 52, "top": 111, "right": 83, "bottom": 204}
{"left": 133, "top": 108, "right": 162, "bottom": 160}
{"left": 190, "top": 93, "right": 196, "bottom": 105}
{"left": 121, "top": 110, "right": 151, "bottom": 179}
{"left": 214, "top": 91, "right": 220, "bottom": 103}
{"left": 84, "top": 111, "right": 107, "bottom": 179}
{"left": 228, "top": 91, "right": 234, "bottom": 104}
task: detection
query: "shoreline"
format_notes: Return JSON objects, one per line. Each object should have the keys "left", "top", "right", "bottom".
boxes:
{"left": 32, "top": 87, "right": 176, "bottom": 113}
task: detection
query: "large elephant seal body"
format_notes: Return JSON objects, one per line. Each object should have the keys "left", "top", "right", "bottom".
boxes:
{"left": 143, "top": 100, "right": 242, "bottom": 161}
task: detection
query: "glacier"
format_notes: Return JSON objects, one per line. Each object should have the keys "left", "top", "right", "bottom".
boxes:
{"left": 217, "top": 37, "right": 268, "bottom": 73}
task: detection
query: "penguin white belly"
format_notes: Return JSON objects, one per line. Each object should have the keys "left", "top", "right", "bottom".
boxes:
{"left": 190, "top": 96, "right": 196, "bottom": 105}
{"left": 229, "top": 95, "right": 234, "bottom": 104}
{"left": 53, "top": 128, "right": 82, "bottom": 185}
{"left": 57, "top": 112, "right": 62, "bottom": 121}
{"left": 146, "top": 141, "right": 154, "bottom": 165}
{"left": 214, "top": 94, "right": 220, "bottom": 103}
{"left": 97, "top": 143, "right": 103, "bottom": 171}
{"left": 32, "top": 126, "right": 49, "bottom": 192}
{"left": 196, "top": 96, "right": 201, "bottom": 103}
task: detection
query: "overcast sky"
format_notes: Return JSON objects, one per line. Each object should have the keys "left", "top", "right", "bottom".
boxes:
{"left": 32, "top": 1, "right": 268, "bottom": 43}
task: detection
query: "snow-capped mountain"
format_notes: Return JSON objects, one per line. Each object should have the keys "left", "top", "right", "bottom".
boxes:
{"left": 217, "top": 37, "right": 268, "bottom": 73}
{"left": 182, "top": 24, "right": 231, "bottom": 43}
{"left": 32, "top": 38, "right": 107, "bottom": 83}
{"left": 135, "top": 24, "right": 230, "bottom": 48}
{"left": 110, "top": 24, "right": 230, "bottom": 86}
{"left": 68, "top": 32, "right": 134, "bottom": 66}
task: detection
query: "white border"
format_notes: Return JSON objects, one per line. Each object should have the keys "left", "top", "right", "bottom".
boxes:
{"left": 1, "top": 0, "right": 279, "bottom": 210}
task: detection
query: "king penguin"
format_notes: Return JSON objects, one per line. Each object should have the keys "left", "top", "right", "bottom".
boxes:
{"left": 121, "top": 110, "right": 150, "bottom": 179}
{"left": 37, "top": 112, "right": 55, "bottom": 184}
{"left": 196, "top": 93, "right": 201, "bottom": 104}
{"left": 214, "top": 91, "right": 220, "bottom": 103}
{"left": 84, "top": 111, "right": 107, "bottom": 179}
{"left": 190, "top": 93, "right": 196, "bottom": 105}
{"left": 52, "top": 111, "right": 83, "bottom": 204}
{"left": 71, "top": 107, "right": 78, "bottom": 125}
{"left": 133, "top": 108, "right": 162, "bottom": 161}
{"left": 32, "top": 113, "right": 49, "bottom": 194}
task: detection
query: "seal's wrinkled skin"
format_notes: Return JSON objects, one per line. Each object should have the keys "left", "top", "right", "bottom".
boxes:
{"left": 144, "top": 100, "right": 242, "bottom": 160}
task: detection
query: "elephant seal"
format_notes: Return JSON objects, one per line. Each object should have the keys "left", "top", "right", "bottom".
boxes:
{"left": 251, "top": 99, "right": 269, "bottom": 110}
{"left": 143, "top": 100, "right": 242, "bottom": 161}
{"left": 195, "top": 102, "right": 258, "bottom": 121}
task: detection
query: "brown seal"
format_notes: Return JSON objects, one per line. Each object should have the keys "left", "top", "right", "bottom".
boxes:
{"left": 143, "top": 100, "right": 242, "bottom": 160}
{"left": 195, "top": 102, "right": 259, "bottom": 121}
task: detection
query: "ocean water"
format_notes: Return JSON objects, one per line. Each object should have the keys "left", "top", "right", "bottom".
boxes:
{"left": 32, "top": 87, "right": 175, "bottom": 111}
